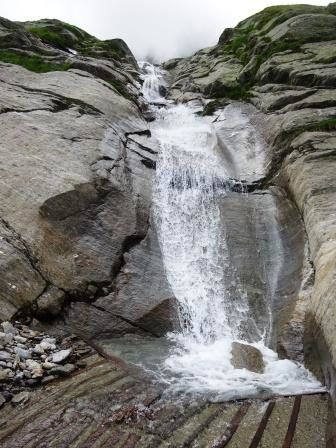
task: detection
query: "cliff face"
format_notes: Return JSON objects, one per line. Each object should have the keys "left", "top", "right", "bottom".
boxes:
{"left": 0, "top": 18, "right": 174, "bottom": 339}
{"left": 164, "top": 3, "right": 336, "bottom": 400}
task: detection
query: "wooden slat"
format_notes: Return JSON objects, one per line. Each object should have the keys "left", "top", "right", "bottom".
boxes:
{"left": 283, "top": 395, "right": 302, "bottom": 448}
{"left": 211, "top": 402, "right": 251, "bottom": 448}
{"left": 249, "top": 401, "right": 275, "bottom": 448}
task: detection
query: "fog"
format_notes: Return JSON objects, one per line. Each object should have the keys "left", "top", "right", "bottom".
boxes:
{"left": 0, "top": 0, "right": 330, "bottom": 61}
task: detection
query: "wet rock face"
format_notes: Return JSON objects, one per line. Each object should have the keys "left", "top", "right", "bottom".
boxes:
{"left": 0, "top": 221, "right": 46, "bottom": 321}
{"left": 219, "top": 189, "right": 305, "bottom": 352}
{"left": 0, "top": 17, "right": 171, "bottom": 339}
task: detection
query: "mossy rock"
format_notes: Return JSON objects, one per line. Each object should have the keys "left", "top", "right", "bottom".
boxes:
{"left": 216, "top": 3, "right": 334, "bottom": 82}
{"left": 202, "top": 99, "right": 228, "bottom": 116}
{"left": 23, "top": 19, "right": 91, "bottom": 49}
{"left": 204, "top": 82, "right": 252, "bottom": 101}
{"left": 0, "top": 50, "right": 71, "bottom": 73}
{"left": 80, "top": 38, "right": 136, "bottom": 65}
{"left": 23, "top": 19, "right": 136, "bottom": 65}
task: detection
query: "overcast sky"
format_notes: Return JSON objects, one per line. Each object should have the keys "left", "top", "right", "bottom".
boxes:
{"left": 0, "top": 0, "right": 330, "bottom": 61}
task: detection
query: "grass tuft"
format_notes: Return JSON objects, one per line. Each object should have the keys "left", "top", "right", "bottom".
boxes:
{"left": 0, "top": 51, "right": 71, "bottom": 73}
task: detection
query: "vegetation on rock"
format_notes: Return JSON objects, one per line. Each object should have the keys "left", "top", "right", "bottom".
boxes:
{"left": 26, "top": 20, "right": 135, "bottom": 64}
{"left": 0, "top": 50, "right": 71, "bottom": 72}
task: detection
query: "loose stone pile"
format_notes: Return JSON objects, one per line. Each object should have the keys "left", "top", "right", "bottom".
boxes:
{"left": 0, "top": 321, "right": 93, "bottom": 406}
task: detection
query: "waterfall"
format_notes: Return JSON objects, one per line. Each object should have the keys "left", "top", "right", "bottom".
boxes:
{"left": 140, "top": 63, "right": 323, "bottom": 399}
{"left": 139, "top": 61, "right": 166, "bottom": 102}
{"left": 152, "top": 104, "right": 253, "bottom": 344}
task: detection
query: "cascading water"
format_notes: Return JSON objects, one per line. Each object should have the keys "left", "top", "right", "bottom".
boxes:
{"left": 140, "top": 62, "right": 323, "bottom": 399}
{"left": 139, "top": 61, "right": 166, "bottom": 102}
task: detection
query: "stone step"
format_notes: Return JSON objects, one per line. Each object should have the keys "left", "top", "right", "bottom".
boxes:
{"left": 0, "top": 354, "right": 330, "bottom": 447}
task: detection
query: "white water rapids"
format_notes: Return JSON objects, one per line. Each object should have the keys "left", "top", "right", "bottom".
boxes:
{"left": 139, "top": 62, "right": 323, "bottom": 400}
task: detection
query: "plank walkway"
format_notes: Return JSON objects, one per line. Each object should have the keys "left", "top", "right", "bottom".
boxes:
{"left": 0, "top": 354, "right": 330, "bottom": 447}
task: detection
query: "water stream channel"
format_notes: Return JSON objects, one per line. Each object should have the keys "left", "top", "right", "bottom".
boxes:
{"left": 105, "top": 62, "right": 324, "bottom": 401}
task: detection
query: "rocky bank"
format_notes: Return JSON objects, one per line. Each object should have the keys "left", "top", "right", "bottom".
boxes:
{"left": 0, "top": 1, "right": 336, "bottom": 438}
{"left": 0, "top": 17, "right": 174, "bottom": 341}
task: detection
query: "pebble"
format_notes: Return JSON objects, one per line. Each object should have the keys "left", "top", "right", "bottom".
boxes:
{"left": 11, "top": 391, "right": 30, "bottom": 405}
{"left": 0, "top": 369, "right": 10, "bottom": 381}
{"left": 0, "top": 322, "right": 88, "bottom": 405}
{"left": 1, "top": 322, "right": 18, "bottom": 335}
{"left": 26, "top": 378, "right": 40, "bottom": 386}
{"left": 42, "top": 361, "right": 56, "bottom": 370}
{"left": 52, "top": 349, "right": 72, "bottom": 364}
{"left": 50, "top": 363, "right": 76, "bottom": 377}
{"left": 33, "top": 344, "right": 45, "bottom": 355}
{"left": 40, "top": 340, "right": 56, "bottom": 351}
{"left": 0, "top": 351, "right": 11, "bottom": 361}
{"left": 20, "top": 329, "right": 38, "bottom": 339}
{"left": 43, "top": 337, "right": 56, "bottom": 345}
{"left": 0, "top": 332, "right": 14, "bottom": 345}
{"left": 41, "top": 375, "right": 56, "bottom": 385}
{"left": 31, "top": 368, "right": 44, "bottom": 378}
{"left": 25, "top": 359, "right": 41, "bottom": 371}
{"left": 14, "top": 347, "right": 31, "bottom": 360}
{"left": 15, "top": 372, "right": 24, "bottom": 380}
{"left": 14, "top": 335, "right": 27, "bottom": 344}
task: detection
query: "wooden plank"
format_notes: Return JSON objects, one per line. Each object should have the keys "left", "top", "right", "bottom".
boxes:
{"left": 211, "top": 402, "right": 251, "bottom": 448}
{"left": 249, "top": 401, "right": 275, "bottom": 448}
{"left": 282, "top": 395, "right": 302, "bottom": 448}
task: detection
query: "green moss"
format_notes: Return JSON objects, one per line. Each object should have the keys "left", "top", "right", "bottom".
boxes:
{"left": 255, "top": 4, "right": 326, "bottom": 32}
{"left": 201, "top": 100, "right": 227, "bottom": 116}
{"left": 223, "top": 85, "right": 252, "bottom": 100}
{"left": 79, "top": 38, "right": 130, "bottom": 62}
{"left": 220, "top": 26, "right": 256, "bottom": 63}
{"left": 27, "top": 21, "right": 92, "bottom": 50}
{"left": 308, "top": 118, "right": 336, "bottom": 132}
{"left": 61, "top": 22, "right": 90, "bottom": 39}
{"left": 205, "top": 83, "right": 252, "bottom": 102}
{"left": 0, "top": 50, "right": 71, "bottom": 73}
{"left": 282, "top": 118, "right": 336, "bottom": 143}
{"left": 202, "top": 100, "right": 222, "bottom": 115}
{"left": 218, "top": 2, "right": 330, "bottom": 68}
{"left": 25, "top": 20, "right": 133, "bottom": 64}
{"left": 28, "top": 27, "right": 69, "bottom": 49}
{"left": 253, "top": 35, "right": 335, "bottom": 74}
{"left": 202, "top": 87, "right": 253, "bottom": 114}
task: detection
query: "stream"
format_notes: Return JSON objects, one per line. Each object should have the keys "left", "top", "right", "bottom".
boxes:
{"left": 107, "top": 62, "right": 324, "bottom": 401}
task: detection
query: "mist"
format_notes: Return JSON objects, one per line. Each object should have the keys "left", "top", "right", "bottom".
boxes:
{"left": 0, "top": 0, "right": 330, "bottom": 61}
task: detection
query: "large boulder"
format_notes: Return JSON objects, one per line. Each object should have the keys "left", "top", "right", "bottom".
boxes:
{"left": 231, "top": 342, "right": 265, "bottom": 373}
